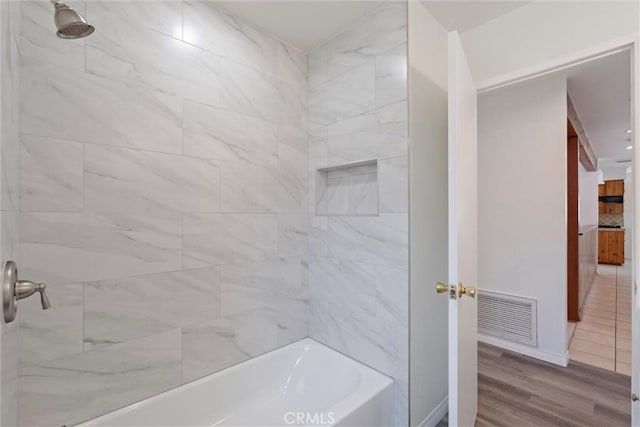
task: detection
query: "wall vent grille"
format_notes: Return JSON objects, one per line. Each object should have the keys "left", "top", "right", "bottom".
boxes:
{"left": 478, "top": 290, "right": 537, "bottom": 347}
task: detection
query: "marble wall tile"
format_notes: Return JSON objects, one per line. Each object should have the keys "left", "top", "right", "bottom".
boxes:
{"left": 325, "top": 2, "right": 407, "bottom": 79}
{"left": 276, "top": 80, "right": 306, "bottom": 128}
{"left": 87, "top": 1, "right": 183, "bottom": 38}
{"left": 183, "top": 100, "right": 277, "bottom": 167}
{"left": 18, "top": 330, "right": 182, "bottom": 427}
{"left": 19, "top": 212, "right": 182, "bottom": 285}
{"left": 278, "top": 42, "right": 307, "bottom": 88}
{"left": 375, "top": 43, "right": 408, "bottom": 109}
{"left": 314, "top": 170, "right": 328, "bottom": 215}
{"left": 219, "top": 257, "right": 302, "bottom": 316}
{"left": 276, "top": 298, "right": 308, "bottom": 346}
{"left": 308, "top": 6, "right": 409, "bottom": 417}
{"left": 19, "top": 0, "right": 85, "bottom": 71}
{"left": 219, "top": 162, "right": 281, "bottom": 213}
{"left": 2, "top": 17, "right": 20, "bottom": 217}
{"left": 328, "top": 100, "right": 408, "bottom": 163}
{"left": 309, "top": 216, "right": 328, "bottom": 258}
{"left": 308, "top": 59, "right": 375, "bottom": 126}
{"left": 342, "top": 313, "right": 406, "bottom": 380}
{"left": 84, "top": 268, "right": 220, "bottom": 350}
{"left": 182, "top": 307, "right": 278, "bottom": 383}
{"left": 307, "top": 45, "right": 328, "bottom": 89}
{"left": 278, "top": 124, "right": 308, "bottom": 152}
{"left": 18, "top": 284, "right": 83, "bottom": 367}
{"left": 309, "top": 257, "right": 376, "bottom": 318}
{"left": 278, "top": 214, "right": 309, "bottom": 257}
{"left": 183, "top": 213, "right": 277, "bottom": 268}
{"left": 308, "top": 297, "right": 350, "bottom": 354}
{"left": 221, "top": 57, "right": 304, "bottom": 126}
{"left": 1, "top": 211, "right": 19, "bottom": 273}
{"left": 326, "top": 176, "right": 349, "bottom": 215}
{"left": 20, "top": 134, "right": 83, "bottom": 212}
{"left": 329, "top": 214, "right": 408, "bottom": 269}
{"left": 277, "top": 142, "right": 308, "bottom": 213}
{"left": 218, "top": 282, "right": 282, "bottom": 318}
{"left": 1, "top": 126, "right": 19, "bottom": 215}
{"left": 308, "top": 121, "right": 329, "bottom": 154}
{"left": 219, "top": 58, "right": 281, "bottom": 124}
{"left": 86, "top": 2, "right": 221, "bottom": 108}
{"left": 348, "top": 173, "right": 378, "bottom": 215}
{"left": 84, "top": 145, "right": 219, "bottom": 213}
{"left": 375, "top": 265, "right": 408, "bottom": 327}
{"left": 2, "top": 322, "right": 18, "bottom": 427}
{"left": 327, "top": 162, "right": 377, "bottom": 179}
{"left": 17, "top": 0, "right": 311, "bottom": 425}
{"left": 21, "top": 59, "right": 183, "bottom": 154}
{"left": 1, "top": 3, "right": 20, "bottom": 422}
{"left": 183, "top": 1, "right": 278, "bottom": 76}
{"left": 379, "top": 156, "right": 408, "bottom": 213}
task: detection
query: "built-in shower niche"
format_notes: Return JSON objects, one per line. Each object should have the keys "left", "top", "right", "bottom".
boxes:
{"left": 316, "top": 159, "right": 379, "bottom": 216}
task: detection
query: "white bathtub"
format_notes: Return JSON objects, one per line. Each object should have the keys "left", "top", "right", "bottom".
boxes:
{"left": 78, "top": 338, "right": 393, "bottom": 427}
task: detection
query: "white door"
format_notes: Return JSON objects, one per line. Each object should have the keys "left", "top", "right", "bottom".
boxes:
{"left": 632, "top": 37, "right": 640, "bottom": 426}
{"left": 447, "top": 31, "right": 478, "bottom": 427}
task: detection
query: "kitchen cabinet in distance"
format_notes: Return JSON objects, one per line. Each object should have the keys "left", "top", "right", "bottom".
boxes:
{"left": 604, "top": 179, "right": 624, "bottom": 196}
{"left": 598, "top": 229, "right": 624, "bottom": 265}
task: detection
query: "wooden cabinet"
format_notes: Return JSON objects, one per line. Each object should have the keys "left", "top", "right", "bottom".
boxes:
{"left": 598, "top": 230, "right": 625, "bottom": 265}
{"left": 603, "top": 203, "right": 624, "bottom": 214}
{"left": 604, "top": 179, "right": 624, "bottom": 196}
{"left": 598, "top": 184, "right": 605, "bottom": 197}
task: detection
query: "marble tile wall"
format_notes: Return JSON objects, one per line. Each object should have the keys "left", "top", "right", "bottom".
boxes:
{"left": 17, "top": 1, "right": 308, "bottom": 425}
{"left": 1, "top": 1, "right": 21, "bottom": 425}
{"left": 307, "top": 2, "right": 409, "bottom": 426}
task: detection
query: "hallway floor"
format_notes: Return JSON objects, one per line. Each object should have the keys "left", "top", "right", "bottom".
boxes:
{"left": 569, "top": 263, "right": 631, "bottom": 374}
{"left": 437, "top": 342, "right": 631, "bottom": 426}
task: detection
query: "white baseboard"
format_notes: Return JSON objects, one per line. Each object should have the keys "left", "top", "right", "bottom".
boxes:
{"left": 479, "top": 334, "right": 569, "bottom": 367}
{"left": 418, "top": 396, "right": 448, "bottom": 427}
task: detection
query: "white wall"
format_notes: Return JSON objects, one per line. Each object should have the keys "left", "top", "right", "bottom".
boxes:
{"left": 603, "top": 166, "right": 630, "bottom": 181}
{"left": 461, "top": 1, "right": 639, "bottom": 85}
{"left": 408, "top": 2, "right": 449, "bottom": 426}
{"left": 478, "top": 75, "right": 568, "bottom": 363}
{"left": 579, "top": 163, "right": 599, "bottom": 226}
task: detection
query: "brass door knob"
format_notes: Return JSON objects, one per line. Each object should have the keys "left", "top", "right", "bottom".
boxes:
{"left": 459, "top": 284, "right": 476, "bottom": 298}
{"left": 435, "top": 282, "right": 448, "bottom": 294}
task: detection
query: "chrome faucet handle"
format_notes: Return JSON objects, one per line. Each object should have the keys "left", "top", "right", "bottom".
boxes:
{"left": 40, "top": 285, "right": 51, "bottom": 310}
{"left": 16, "top": 280, "right": 51, "bottom": 310}
{"left": 2, "top": 261, "right": 52, "bottom": 323}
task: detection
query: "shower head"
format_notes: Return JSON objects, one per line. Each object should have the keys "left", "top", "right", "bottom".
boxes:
{"left": 52, "top": 1, "right": 94, "bottom": 39}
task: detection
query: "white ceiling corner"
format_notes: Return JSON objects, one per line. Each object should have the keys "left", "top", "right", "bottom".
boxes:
{"left": 421, "top": 0, "right": 532, "bottom": 32}
{"left": 210, "top": 1, "right": 381, "bottom": 53}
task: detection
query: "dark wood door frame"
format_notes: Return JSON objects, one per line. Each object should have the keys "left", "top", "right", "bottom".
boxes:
{"left": 567, "top": 132, "right": 579, "bottom": 321}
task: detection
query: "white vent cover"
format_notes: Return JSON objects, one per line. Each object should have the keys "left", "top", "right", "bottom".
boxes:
{"left": 478, "top": 289, "right": 537, "bottom": 347}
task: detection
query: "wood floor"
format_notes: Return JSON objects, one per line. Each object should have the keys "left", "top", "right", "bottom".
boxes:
{"left": 437, "top": 342, "right": 631, "bottom": 426}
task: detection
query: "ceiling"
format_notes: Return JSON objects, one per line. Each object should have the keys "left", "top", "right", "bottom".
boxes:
{"left": 567, "top": 50, "right": 632, "bottom": 162}
{"left": 212, "top": 0, "right": 533, "bottom": 53}
{"left": 421, "top": 1, "right": 532, "bottom": 32}
{"left": 212, "top": 1, "right": 380, "bottom": 52}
